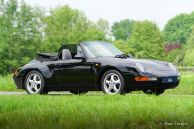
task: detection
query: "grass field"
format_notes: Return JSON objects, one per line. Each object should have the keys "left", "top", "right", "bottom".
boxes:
{"left": 0, "top": 72, "right": 194, "bottom": 129}
{"left": 164, "top": 72, "right": 194, "bottom": 95}
{"left": 0, "top": 75, "right": 17, "bottom": 91}
{"left": 0, "top": 95, "right": 194, "bottom": 129}
{"left": 0, "top": 72, "right": 194, "bottom": 95}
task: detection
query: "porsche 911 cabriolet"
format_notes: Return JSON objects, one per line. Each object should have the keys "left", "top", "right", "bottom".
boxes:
{"left": 13, "top": 41, "right": 180, "bottom": 95}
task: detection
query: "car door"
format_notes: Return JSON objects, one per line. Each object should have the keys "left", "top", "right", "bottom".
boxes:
{"left": 54, "top": 59, "right": 96, "bottom": 87}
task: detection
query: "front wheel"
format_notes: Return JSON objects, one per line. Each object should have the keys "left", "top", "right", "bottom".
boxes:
{"left": 101, "top": 70, "right": 125, "bottom": 95}
{"left": 24, "top": 71, "right": 47, "bottom": 94}
{"left": 143, "top": 89, "right": 165, "bottom": 95}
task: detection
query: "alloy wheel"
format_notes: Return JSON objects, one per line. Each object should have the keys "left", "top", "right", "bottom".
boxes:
{"left": 103, "top": 73, "right": 121, "bottom": 95}
{"left": 26, "top": 73, "right": 42, "bottom": 94}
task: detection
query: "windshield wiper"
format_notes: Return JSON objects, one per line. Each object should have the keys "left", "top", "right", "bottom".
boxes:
{"left": 114, "top": 54, "right": 129, "bottom": 58}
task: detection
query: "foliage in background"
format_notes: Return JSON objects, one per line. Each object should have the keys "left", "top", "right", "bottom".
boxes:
{"left": 127, "top": 21, "right": 164, "bottom": 60}
{"left": 163, "top": 43, "right": 184, "bottom": 65}
{"left": 96, "top": 19, "right": 111, "bottom": 39}
{"left": 184, "top": 50, "right": 194, "bottom": 66}
{"left": 41, "top": 6, "right": 106, "bottom": 52}
{"left": 164, "top": 12, "right": 194, "bottom": 44}
{"left": 113, "top": 39, "right": 131, "bottom": 54}
{"left": 111, "top": 19, "right": 134, "bottom": 40}
{"left": 165, "top": 49, "right": 184, "bottom": 66}
{"left": 164, "top": 43, "right": 181, "bottom": 52}
{"left": 163, "top": 12, "right": 194, "bottom": 65}
{"left": 0, "top": 0, "right": 44, "bottom": 74}
{"left": 1, "top": 0, "right": 194, "bottom": 75}
{"left": 0, "top": 2, "right": 108, "bottom": 74}
{"left": 183, "top": 27, "right": 194, "bottom": 66}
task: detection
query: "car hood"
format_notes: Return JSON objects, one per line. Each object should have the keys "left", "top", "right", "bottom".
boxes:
{"left": 93, "top": 57, "right": 175, "bottom": 73}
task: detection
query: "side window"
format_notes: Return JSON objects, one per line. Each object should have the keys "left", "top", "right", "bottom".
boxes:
{"left": 77, "top": 45, "right": 84, "bottom": 57}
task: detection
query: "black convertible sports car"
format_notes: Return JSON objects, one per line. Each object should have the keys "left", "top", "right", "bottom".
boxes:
{"left": 13, "top": 41, "right": 180, "bottom": 95}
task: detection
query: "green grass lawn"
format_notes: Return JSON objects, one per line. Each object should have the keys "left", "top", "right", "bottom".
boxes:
{"left": 0, "top": 95, "right": 193, "bottom": 129}
{"left": 0, "top": 75, "right": 16, "bottom": 91}
{"left": 0, "top": 75, "right": 22, "bottom": 91}
{"left": 0, "top": 73, "right": 194, "bottom": 129}
{"left": 165, "top": 72, "right": 194, "bottom": 95}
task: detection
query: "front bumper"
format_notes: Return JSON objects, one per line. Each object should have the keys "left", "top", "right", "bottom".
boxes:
{"left": 125, "top": 75, "right": 180, "bottom": 90}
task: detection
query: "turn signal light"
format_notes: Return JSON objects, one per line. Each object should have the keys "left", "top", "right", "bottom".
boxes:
{"left": 135, "top": 76, "right": 157, "bottom": 81}
{"left": 135, "top": 76, "right": 149, "bottom": 81}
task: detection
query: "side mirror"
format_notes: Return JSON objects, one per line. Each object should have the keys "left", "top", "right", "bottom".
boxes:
{"left": 128, "top": 53, "right": 133, "bottom": 58}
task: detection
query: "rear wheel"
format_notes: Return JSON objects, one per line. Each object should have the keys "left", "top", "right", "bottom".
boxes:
{"left": 24, "top": 71, "right": 47, "bottom": 94}
{"left": 101, "top": 70, "right": 125, "bottom": 95}
{"left": 143, "top": 89, "right": 165, "bottom": 95}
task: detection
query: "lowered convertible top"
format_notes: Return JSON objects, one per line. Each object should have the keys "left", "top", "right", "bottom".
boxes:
{"left": 36, "top": 53, "right": 58, "bottom": 61}
{"left": 36, "top": 44, "right": 78, "bottom": 61}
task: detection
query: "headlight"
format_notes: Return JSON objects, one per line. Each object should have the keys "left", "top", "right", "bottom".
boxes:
{"left": 168, "top": 63, "right": 177, "bottom": 72}
{"left": 136, "top": 63, "right": 145, "bottom": 72}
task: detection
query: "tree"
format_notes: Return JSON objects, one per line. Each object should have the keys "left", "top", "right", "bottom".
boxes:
{"left": 96, "top": 19, "right": 111, "bottom": 39}
{"left": 164, "top": 12, "right": 194, "bottom": 44}
{"left": 113, "top": 40, "right": 131, "bottom": 54}
{"left": 42, "top": 6, "right": 106, "bottom": 52}
{"left": 183, "top": 27, "right": 194, "bottom": 66}
{"left": 0, "top": 0, "right": 44, "bottom": 74}
{"left": 111, "top": 19, "right": 134, "bottom": 40}
{"left": 128, "top": 21, "right": 164, "bottom": 60}
{"left": 164, "top": 43, "right": 183, "bottom": 65}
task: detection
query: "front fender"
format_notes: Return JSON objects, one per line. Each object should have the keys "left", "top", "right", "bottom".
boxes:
{"left": 96, "top": 64, "right": 140, "bottom": 88}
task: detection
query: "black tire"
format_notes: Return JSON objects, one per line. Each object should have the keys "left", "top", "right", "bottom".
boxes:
{"left": 143, "top": 89, "right": 165, "bottom": 96}
{"left": 24, "top": 71, "right": 47, "bottom": 95}
{"left": 70, "top": 91, "right": 88, "bottom": 95}
{"left": 101, "top": 70, "right": 125, "bottom": 95}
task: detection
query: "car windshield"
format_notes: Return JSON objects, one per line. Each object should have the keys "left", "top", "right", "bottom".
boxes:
{"left": 82, "top": 42, "right": 123, "bottom": 58}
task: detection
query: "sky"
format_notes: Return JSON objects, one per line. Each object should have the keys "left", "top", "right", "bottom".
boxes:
{"left": 24, "top": 0, "right": 194, "bottom": 29}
